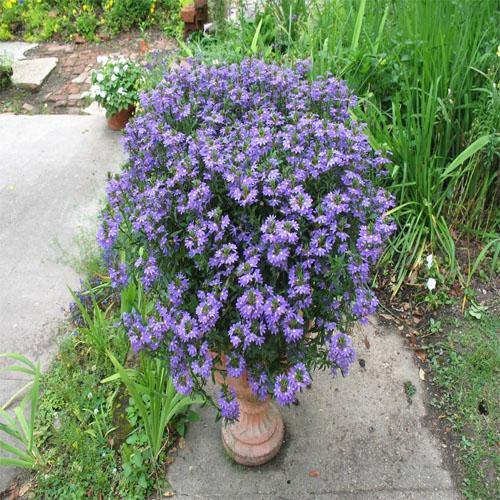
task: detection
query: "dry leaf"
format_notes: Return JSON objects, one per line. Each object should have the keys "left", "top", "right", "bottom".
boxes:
{"left": 379, "top": 313, "right": 393, "bottom": 321}
{"left": 164, "top": 492, "right": 176, "bottom": 497}
{"left": 178, "top": 437, "right": 186, "bottom": 449}
{"left": 419, "top": 368, "right": 426, "bottom": 380}
{"left": 308, "top": 470, "right": 320, "bottom": 478}
{"left": 407, "top": 332, "right": 417, "bottom": 348}
{"left": 18, "top": 482, "right": 32, "bottom": 497}
{"left": 364, "top": 336, "right": 370, "bottom": 349}
{"left": 415, "top": 349, "right": 427, "bottom": 362}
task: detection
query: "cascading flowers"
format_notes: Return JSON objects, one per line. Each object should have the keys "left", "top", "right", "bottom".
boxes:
{"left": 98, "top": 59, "right": 395, "bottom": 419}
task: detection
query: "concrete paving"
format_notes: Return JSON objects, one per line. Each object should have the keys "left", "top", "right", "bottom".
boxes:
{"left": 0, "top": 113, "right": 125, "bottom": 492}
{"left": 0, "top": 42, "right": 38, "bottom": 62}
{"left": 167, "top": 318, "right": 459, "bottom": 500}
{"left": 12, "top": 57, "right": 58, "bottom": 90}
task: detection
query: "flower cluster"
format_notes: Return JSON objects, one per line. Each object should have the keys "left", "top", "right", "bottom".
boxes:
{"left": 88, "top": 56, "right": 143, "bottom": 117}
{"left": 98, "top": 59, "right": 395, "bottom": 418}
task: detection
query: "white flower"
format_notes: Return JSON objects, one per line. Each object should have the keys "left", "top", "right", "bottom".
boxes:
{"left": 97, "top": 55, "right": 109, "bottom": 65}
{"left": 426, "top": 254, "right": 433, "bottom": 269}
{"left": 96, "top": 73, "right": 104, "bottom": 83}
{"left": 114, "top": 65, "right": 120, "bottom": 74}
{"left": 123, "top": 64, "right": 128, "bottom": 71}
{"left": 100, "top": 90, "right": 107, "bottom": 98}
{"left": 90, "top": 84, "right": 100, "bottom": 97}
{"left": 426, "top": 278, "right": 437, "bottom": 291}
{"left": 111, "top": 74, "right": 117, "bottom": 82}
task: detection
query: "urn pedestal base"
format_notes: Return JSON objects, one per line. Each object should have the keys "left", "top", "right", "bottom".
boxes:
{"left": 215, "top": 368, "right": 285, "bottom": 466}
{"left": 221, "top": 399, "right": 285, "bottom": 466}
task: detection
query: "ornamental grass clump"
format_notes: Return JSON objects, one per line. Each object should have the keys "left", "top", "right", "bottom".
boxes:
{"left": 98, "top": 59, "right": 395, "bottom": 419}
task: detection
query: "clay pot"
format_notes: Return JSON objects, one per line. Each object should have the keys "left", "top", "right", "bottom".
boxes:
{"left": 107, "top": 105, "right": 135, "bottom": 131}
{"left": 214, "top": 358, "right": 285, "bottom": 466}
{"left": 180, "top": 6, "right": 196, "bottom": 23}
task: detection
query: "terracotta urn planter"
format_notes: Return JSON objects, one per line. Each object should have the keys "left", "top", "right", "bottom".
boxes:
{"left": 107, "top": 105, "right": 135, "bottom": 131}
{"left": 214, "top": 359, "right": 285, "bottom": 466}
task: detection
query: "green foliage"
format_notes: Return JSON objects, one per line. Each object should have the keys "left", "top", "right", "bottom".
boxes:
{"left": 428, "top": 314, "right": 499, "bottom": 499}
{"left": 0, "top": 354, "right": 44, "bottom": 470}
{"left": 0, "top": 0, "right": 181, "bottom": 41}
{"left": 0, "top": 269, "right": 202, "bottom": 496}
{"left": 103, "top": 351, "right": 203, "bottom": 463}
{"left": 103, "top": 0, "right": 152, "bottom": 34}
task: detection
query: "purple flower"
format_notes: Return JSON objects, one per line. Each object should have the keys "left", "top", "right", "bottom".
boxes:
{"left": 248, "top": 370, "right": 269, "bottom": 400}
{"left": 109, "top": 262, "right": 128, "bottom": 289}
{"left": 328, "top": 333, "right": 356, "bottom": 376}
{"left": 218, "top": 386, "right": 240, "bottom": 421}
{"left": 273, "top": 374, "right": 298, "bottom": 405}
{"left": 98, "top": 59, "right": 395, "bottom": 406}
{"left": 289, "top": 362, "right": 312, "bottom": 389}
{"left": 226, "top": 353, "right": 246, "bottom": 378}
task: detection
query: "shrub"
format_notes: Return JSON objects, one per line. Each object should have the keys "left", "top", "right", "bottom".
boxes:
{"left": 98, "top": 60, "right": 394, "bottom": 417}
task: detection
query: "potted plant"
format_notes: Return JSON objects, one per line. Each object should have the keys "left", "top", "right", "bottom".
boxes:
{"left": 97, "top": 60, "right": 395, "bottom": 465}
{"left": 0, "top": 53, "right": 13, "bottom": 91}
{"left": 89, "top": 56, "right": 143, "bottom": 131}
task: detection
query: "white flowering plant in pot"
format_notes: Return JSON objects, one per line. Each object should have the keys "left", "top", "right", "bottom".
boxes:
{"left": 89, "top": 56, "right": 143, "bottom": 118}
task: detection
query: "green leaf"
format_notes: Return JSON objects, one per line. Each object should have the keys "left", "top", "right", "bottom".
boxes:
{"left": 0, "top": 457, "right": 34, "bottom": 469}
{"left": 351, "top": 0, "right": 366, "bottom": 51}
{"left": 440, "top": 135, "right": 491, "bottom": 180}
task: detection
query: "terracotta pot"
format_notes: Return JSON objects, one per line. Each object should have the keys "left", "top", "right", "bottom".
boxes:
{"left": 180, "top": 6, "right": 196, "bottom": 23}
{"left": 214, "top": 357, "right": 285, "bottom": 466}
{"left": 107, "top": 105, "right": 135, "bottom": 131}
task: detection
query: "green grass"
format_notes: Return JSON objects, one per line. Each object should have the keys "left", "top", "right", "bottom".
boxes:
{"left": 428, "top": 314, "right": 499, "bottom": 499}
{"left": 1, "top": 273, "right": 198, "bottom": 498}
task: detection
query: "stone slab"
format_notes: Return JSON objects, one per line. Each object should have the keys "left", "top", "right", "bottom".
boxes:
{"left": 167, "top": 318, "right": 459, "bottom": 500}
{"left": 0, "top": 114, "right": 126, "bottom": 493}
{"left": 82, "top": 101, "right": 106, "bottom": 116}
{"left": 0, "top": 42, "right": 38, "bottom": 62}
{"left": 12, "top": 57, "right": 58, "bottom": 91}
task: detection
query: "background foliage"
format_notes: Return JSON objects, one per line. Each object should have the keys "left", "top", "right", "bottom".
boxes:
{"left": 0, "top": 0, "right": 182, "bottom": 41}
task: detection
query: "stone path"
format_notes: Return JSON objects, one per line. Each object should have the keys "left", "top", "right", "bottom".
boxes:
{"left": 0, "top": 113, "right": 125, "bottom": 492}
{"left": 167, "top": 318, "right": 459, "bottom": 499}
{"left": 0, "top": 31, "right": 176, "bottom": 113}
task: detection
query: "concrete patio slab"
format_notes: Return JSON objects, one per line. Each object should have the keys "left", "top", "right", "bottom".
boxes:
{"left": 12, "top": 57, "right": 58, "bottom": 91}
{"left": 0, "top": 113, "right": 125, "bottom": 492}
{"left": 167, "top": 318, "right": 459, "bottom": 500}
{"left": 0, "top": 42, "right": 38, "bottom": 62}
